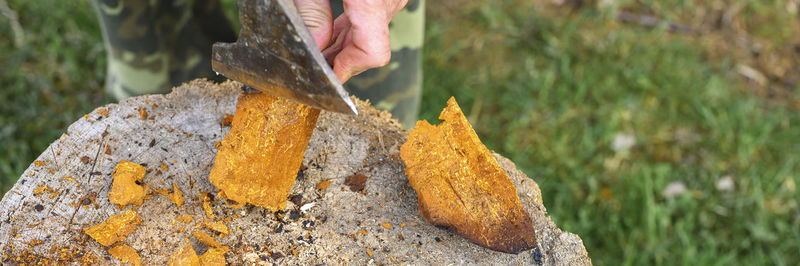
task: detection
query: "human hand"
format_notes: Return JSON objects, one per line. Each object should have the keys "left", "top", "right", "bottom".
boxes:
{"left": 293, "top": 0, "right": 408, "bottom": 83}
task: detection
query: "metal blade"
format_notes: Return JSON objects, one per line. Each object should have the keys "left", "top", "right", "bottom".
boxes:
{"left": 212, "top": 0, "right": 357, "bottom": 115}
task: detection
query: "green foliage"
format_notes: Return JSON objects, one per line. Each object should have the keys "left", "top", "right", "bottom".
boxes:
{"left": 1, "top": 0, "right": 798, "bottom": 265}
{"left": 0, "top": 0, "right": 110, "bottom": 192}
{"left": 423, "top": 2, "right": 800, "bottom": 265}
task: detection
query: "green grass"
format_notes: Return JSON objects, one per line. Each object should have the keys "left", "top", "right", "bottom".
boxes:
{"left": 0, "top": 0, "right": 110, "bottom": 192}
{"left": 2, "top": 0, "right": 800, "bottom": 265}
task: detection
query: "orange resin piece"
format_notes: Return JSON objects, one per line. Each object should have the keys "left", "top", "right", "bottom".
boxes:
{"left": 193, "top": 230, "right": 222, "bottom": 248}
{"left": 199, "top": 246, "right": 229, "bottom": 266}
{"left": 209, "top": 92, "right": 320, "bottom": 211}
{"left": 168, "top": 184, "right": 185, "bottom": 207}
{"left": 168, "top": 238, "right": 200, "bottom": 266}
{"left": 83, "top": 209, "right": 142, "bottom": 247}
{"left": 203, "top": 220, "right": 229, "bottom": 235}
{"left": 400, "top": 97, "right": 537, "bottom": 254}
{"left": 108, "top": 160, "right": 148, "bottom": 207}
{"left": 109, "top": 244, "right": 141, "bottom": 266}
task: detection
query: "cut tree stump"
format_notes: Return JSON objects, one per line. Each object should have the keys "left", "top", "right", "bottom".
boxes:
{"left": 0, "top": 80, "right": 591, "bottom": 265}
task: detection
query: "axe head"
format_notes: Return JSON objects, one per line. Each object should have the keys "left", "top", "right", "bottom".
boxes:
{"left": 212, "top": 0, "right": 357, "bottom": 115}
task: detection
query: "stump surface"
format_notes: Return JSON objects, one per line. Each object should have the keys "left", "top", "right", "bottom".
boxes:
{"left": 0, "top": 80, "right": 591, "bottom": 265}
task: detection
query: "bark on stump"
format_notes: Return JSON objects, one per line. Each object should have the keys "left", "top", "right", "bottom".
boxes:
{"left": 0, "top": 80, "right": 591, "bottom": 265}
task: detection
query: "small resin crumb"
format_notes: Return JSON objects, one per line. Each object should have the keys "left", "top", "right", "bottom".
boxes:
{"left": 108, "top": 160, "right": 147, "bottom": 207}
{"left": 109, "top": 244, "right": 141, "bottom": 266}
{"left": 203, "top": 220, "right": 229, "bottom": 235}
{"left": 193, "top": 230, "right": 222, "bottom": 248}
{"left": 168, "top": 238, "right": 200, "bottom": 266}
{"left": 83, "top": 209, "right": 142, "bottom": 247}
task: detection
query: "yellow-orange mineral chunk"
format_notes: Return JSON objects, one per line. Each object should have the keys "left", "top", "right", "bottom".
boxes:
{"left": 400, "top": 97, "right": 537, "bottom": 254}
{"left": 83, "top": 209, "right": 142, "bottom": 247}
{"left": 108, "top": 160, "right": 147, "bottom": 207}
{"left": 209, "top": 92, "right": 320, "bottom": 211}
{"left": 109, "top": 244, "right": 141, "bottom": 266}
{"left": 199, "top": 246, "right": 229, "bottom": 266}
{"left": 168, "top": 238, "right": 201, "bottom": 266}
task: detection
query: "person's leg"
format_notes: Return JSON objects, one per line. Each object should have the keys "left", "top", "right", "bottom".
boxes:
{"left": 332, "top": 0, "right": 425, "bottom": 128}
{"left": 91, "top": 0, "right": 235, "bottom": 100}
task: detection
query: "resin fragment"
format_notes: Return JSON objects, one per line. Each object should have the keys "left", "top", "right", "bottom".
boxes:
{"left": 108, "top": 160, "right": 148, "bottom": 207}
{"left": 83, "top": 209, "right": 142, "bottom": 247}
{"left": 109, "top": 244, "right": 141, "bottom": 266}
{"left": 203, "top": 220, "right": 229, "bottom": 235}
{"left": 168, "top": 184, "right": 185, "bottom": 207}
{"left": 168, "top": 238, "right": 200, "bottom": 266}
{"left": 199, "top": 246, "right": 229, "bottom": 266}
{"left": 400, "top": 97, "right": 537, "bottom": 254}
{"left": 209, "top": 92, "right": 320, "bottom": 211}
{"left": 193, "top": 230, "right": 222, "bottom": 247}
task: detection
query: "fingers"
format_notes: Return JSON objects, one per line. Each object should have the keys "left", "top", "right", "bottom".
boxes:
{"left": 322, "top": 15, "right": 352, "bottom": 64}
{"left": 293, "top": 0, "right": 333, "bottom": 50}
{"left": 331, "top": 0, "right": 394, "bottom": 82}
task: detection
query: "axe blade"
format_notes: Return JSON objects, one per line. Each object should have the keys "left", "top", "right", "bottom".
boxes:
{"left": 212, "top": 0, "right": 357, "bottom": 115}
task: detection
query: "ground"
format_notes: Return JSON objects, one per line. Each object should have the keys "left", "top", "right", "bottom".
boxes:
{"left": 1, "top": 0, "right": 799, "bottom": 265}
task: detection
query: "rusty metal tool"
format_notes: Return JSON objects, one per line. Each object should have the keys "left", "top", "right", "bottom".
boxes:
{"left": 212, "top": 0, "right": 357, "bottom": 115}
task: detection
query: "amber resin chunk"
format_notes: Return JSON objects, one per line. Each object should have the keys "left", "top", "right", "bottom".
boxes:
{"left": 83, "top": 209, "right": 142, "bottom": 247}
{"left": 108, "top": 160, "right": 148, "bottom": 207}
{"left": 400, "top": 97, "right": 537, "bottom": 254}
{"left": 168, "top": 238, "right": 201, "bottom": 266}
{"left": 209, "top": 92, "right": 320, "bottom": 211}
{"left": 193, "top": 230, "right": 222, "bottom": 248}
{"left": 109, "top": 244, "right": 141, "bottom": 266}
{"left": 199, "top": 246, "right": 229, "bottom": 266}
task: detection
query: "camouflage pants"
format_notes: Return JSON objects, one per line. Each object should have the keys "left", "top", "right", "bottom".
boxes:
{"left": 92, "top": 0, "right": 424, "bottom": 128}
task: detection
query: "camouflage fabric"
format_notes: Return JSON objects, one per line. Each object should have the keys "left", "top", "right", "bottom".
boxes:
{"left": 332, "top": 0, "right": 425, "bottom": 128}
{"left": 91, "top": 0, "right": 236, "bottom": 100}
{"left": 93, "top": 0, "right": 424, "bottom": 128}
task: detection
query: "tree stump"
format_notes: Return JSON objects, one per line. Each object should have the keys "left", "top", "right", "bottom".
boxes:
{"left": 0, "top": 80, "right": 591, "bottom": 265}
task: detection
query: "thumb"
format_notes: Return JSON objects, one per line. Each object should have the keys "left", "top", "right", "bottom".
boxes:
{"left": 293, "top": 0, "right": 333, "bottom": 50}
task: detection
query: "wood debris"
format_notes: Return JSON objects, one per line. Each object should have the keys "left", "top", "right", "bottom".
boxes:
{"left": 168, "top": 238, "right": 200, "bottom": 266}
{"left": 400, "top": 97, "right": 537, "bottom": 254}
{"left": 83, "top": 209, "right": 142, "bottom": 247}
{"left": 344, "top": 174, "right": 368, "bottom": 192}
{"left": 209, "top": 92, "right": 320, "bottom": 211}
{"left": 109, "top": 244, "right": 141, "bottom": 266}
{"left": 108, "top": 160, "right": 148, "bottom": 207}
